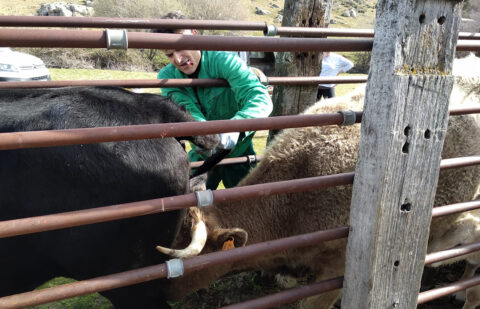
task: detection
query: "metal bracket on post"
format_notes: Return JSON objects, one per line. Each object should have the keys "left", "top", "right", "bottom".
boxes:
{"left": 264, "top": 24, "right": 277, "bottom": 36}
{"left": 338, "top": 110, "right": 356, "bottom": 126}
{"left": 105, "top": 29, "right": 128, "bottom": 50}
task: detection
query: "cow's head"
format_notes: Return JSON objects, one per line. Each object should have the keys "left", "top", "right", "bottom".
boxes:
{"left": 156, "top": 207, "right": 248, "bottom": 258}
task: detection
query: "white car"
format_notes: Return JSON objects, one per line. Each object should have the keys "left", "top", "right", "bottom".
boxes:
{"left": 0, "top": 47, "right": 51, "bottom": 82}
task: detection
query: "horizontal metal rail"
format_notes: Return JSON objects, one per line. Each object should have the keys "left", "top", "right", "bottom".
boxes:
{"left": 417, "top": 274, "right": 480, "bottom": 304}
{"left": 438, "top": 155, "right": 480, "bottom": 170}
{"left": 190, "top": 154, "right": 263, "bottom": 168}
{"left": 274, "top": 27, "right": 480, "bottom": 40}
{"left": 1, "top": 154, "right": 479, "bottom": 239}
{"left": 0, "top": 28, "right": 373, "bottom": 51}
{"left": 425, "top": 241, "right": 480, "bottom": 266}
{"left": 432, "top": 198, "right": 480, "bottom": 218}
{"left": 0, "top": 16, "right": 478, "bottom": 40}
{"left": 0, "top": 173, "right": 354, "bottom": 238}
{"left": 1, "top": 28, "right": 479, "bottom": 52}
{"left": 0, "top": 113, "right": 352, "bottom": 151}
{"left": 220, "top": 277, "right": 344, "bottom": 309}
{"left": 197, "top": 154, "right": 480, "bottom": 171}
{"left": 0, "top": 16, "right": 270, "bottom": 31}
{"left": 220, "top": 238, "right": 480, "bottom": 309}
{"left": 0, "top": 76, "right": 369, "bottom": 89}
{"left": 2, "top": 106, "right": 480, "bottom": 152}
{"left": 0, "top": 227, "right": 349, "bottom": 309}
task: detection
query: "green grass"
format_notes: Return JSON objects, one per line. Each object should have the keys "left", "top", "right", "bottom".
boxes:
{"left": 50, "top": 68, "right": 161, "bottom": 93}
{"left": 29, "top": 277, "right": 113, "bottom": 309}
{"left": 50, "top": 68, "right": 157, "bottom": 80}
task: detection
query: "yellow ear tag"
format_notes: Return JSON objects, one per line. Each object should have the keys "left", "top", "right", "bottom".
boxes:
{"left": 222, "top": 237, "right": 235, "bottom": 251}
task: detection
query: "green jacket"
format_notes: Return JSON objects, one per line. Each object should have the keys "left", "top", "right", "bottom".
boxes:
{"left": 158, "top": 50, "right": 273, "bottom": 160}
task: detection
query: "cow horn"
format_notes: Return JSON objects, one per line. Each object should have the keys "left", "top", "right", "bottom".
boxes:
{"left": 156, "top": 220, "right": 207, "bottom": 258}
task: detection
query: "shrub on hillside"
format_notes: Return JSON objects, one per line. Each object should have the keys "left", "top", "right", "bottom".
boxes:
{"left": 93, "top": 0, "right": 249, "bottom": 21}
{"left": 18, "top": 48, "right": 157, "bottom": 71}
{"left": 348, "top": 52, "right": 371, "bottom": 74}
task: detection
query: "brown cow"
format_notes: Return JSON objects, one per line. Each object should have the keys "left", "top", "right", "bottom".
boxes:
{"left": 158, "top": 67, "right": 480, "bottom": 308}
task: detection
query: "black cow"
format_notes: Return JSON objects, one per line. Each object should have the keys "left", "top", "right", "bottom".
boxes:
{"left": 0, "top": 86, "right": 219, "bottom": 308}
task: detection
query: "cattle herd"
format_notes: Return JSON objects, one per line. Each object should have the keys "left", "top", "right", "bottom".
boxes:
{"left": 1, "top": 55, "right": 480, "bottom": 309}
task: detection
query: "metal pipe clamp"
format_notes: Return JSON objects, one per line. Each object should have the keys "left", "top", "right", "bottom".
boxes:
{"left": 338, "top": 110, "right": 357, "bottom": 126}
{"left": 166, "top": 258, "right": 184, "bottom": 279}
{"left": 105, "top": 28, "right": 128, "bottom": 50}
{"left": 195, "top": 189, "right": 214, "bottom": 207}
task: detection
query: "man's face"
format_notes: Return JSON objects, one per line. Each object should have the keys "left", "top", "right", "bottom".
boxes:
{"left": 164, "top": 29, "right": 201, "bottom": 75}
{"left": 164, "top": 49, "right": 202, "bottom": 75}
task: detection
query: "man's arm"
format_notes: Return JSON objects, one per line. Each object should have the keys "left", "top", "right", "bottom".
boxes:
{"left": 212, "top": 52, "right": 273, "bottom": 120}
{"left": 158, "top": 65, "right": 207, "bottom": 122}
{"left": 336, "top": 54, "right": 354, "bottom": 74}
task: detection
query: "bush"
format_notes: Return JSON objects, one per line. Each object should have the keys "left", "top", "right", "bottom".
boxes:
{"left": 348, "top": 52, "right": 371, "bottom": 74}
{"left": 18, "top": 48, "right": 157, "bottom": 71}
{"left": 94, "top": 0, "right": 249, "bottom": 21}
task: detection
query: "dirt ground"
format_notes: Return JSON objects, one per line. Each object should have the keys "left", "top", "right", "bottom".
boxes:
{"left": 171, "top": 262, "right": 469, "bottom": 309}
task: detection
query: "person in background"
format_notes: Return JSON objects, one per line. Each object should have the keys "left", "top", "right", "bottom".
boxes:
{"left": 317, "top": 52, "right": 354, "bottom": 100}
{"left": 153, "top": 12, "right": 273, "bottom": 190}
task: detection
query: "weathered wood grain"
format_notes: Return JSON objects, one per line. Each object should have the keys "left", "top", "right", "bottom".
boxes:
{"left": 267, "top": 0, "right": 332, "bottom": 142}
{"left": 341, "top": 0, "right": 463, "bottom": 308}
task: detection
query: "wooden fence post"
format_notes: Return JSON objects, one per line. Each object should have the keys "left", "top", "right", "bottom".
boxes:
{"left": 267, "top": 0, "right": 333, "bottom": 142}
{"left": 341, "top": 0, "right": 463, "bottom": 308}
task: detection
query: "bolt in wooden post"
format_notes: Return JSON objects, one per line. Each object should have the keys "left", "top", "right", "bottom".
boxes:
{"left": 341, "top": 0, "right": 463, "bottom": 308}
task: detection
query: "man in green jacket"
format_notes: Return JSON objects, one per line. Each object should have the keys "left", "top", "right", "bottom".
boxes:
{"left": 155, "top": 18, "right": 273, "bottom": 189}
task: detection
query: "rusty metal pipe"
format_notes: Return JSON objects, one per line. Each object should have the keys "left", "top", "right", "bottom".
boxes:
{"left": 0, "top": 79, "right": 229, "bottom": 89}
{"left": 0, "top": 76, "right": 368, "bottom": 89}
{"left": 0, "top": 263, "right": 169, "bottom": 309}
{"left": 0, "top": 79, "right": 228, "bottom": 89}
{"left": 0, "top": 173, "right": 354, "bottom": 238}
{"left": 0, "top": 15, "right": 267, "bottom": 30}
{"left": 190, "top": 155, "right": 263, "bottom": 168}
{"left": 181, "top": 226, "right": 349, "bottom": 273}
{"left": 1, "top": 152, "right": 478, "bottom": 239}
{"left": 439, "top": 155, "right": 480, "bottom": 170}
{"left": 1, "top": 106, "right": 479, "bottom": 151}
{"left": 0, "top": 29, "right": 374, "bottom": 51}
{"left": 0, "top": 113, "right": 350, "bottom": 151}
{"left": 195, "top": 153, "right": 480, "bottom": 170}
{"left": 0, "top": 227, "right": 349, "bottom": 308}
{"left": 425, "top": 241, "right": 480, "bottom": 266}
{"left": 0, "top": 16, "right": 478, "bottom": 40}
{"left": 417, "top": 274, "right": 480, "bottom": 304}
{"left": 275, "top": 27, "right": 480, "bottom": 40}
{"left": 267, "top": 76, "right": 368, "bottom": 85}
{"left": 1, "top": 29, "right": 479, "bottom": 51}
{"left": 432, "top": 199, "right": 480, "bottom": 218}
{"left": 0, "top": 193, "right": 198, "bottom": 238}
{"left": 448, "top": 107, "right": 480, "bottom": 116}
{"left": 220, "top": 277, "right": 344, "bottom": 309}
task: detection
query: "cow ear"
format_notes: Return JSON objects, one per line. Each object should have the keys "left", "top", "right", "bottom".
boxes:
{"left": 212, "top": 228, "right": 248, "bottom": 250}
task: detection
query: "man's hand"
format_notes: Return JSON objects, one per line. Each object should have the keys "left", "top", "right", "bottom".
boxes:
{"left": 218, "top": 132, "right": 240, "bottom": 150}
{"left": 194, "top": 132, "right": 239, "bottom": 157}
{"left": 194, "top": 145, "right": 215, "bottom": 157}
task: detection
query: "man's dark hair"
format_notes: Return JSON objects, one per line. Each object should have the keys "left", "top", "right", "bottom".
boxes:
{"left": 152, "top": 11, "right": 187, "bottom": 34}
